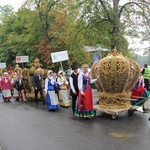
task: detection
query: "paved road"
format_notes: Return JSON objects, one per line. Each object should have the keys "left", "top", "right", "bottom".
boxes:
{"left": 0, "top": 90, "right": 150, "bottom": 150}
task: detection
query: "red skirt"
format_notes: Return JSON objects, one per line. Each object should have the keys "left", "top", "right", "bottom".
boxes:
{"left": 77, "top": 85, "right": 93, "bottom": 111}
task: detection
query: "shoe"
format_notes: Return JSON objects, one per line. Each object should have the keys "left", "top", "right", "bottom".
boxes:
{"left": 23, "top": 99, "right": 27, "bottom": 102}
{"left": 19, "top": 99, "right": 22, "bottom": 102}
{"left": 143, "top": 108, "right": 148, "bottom": 111}
{"left": 42, "top": 100, "right": 46, "bottom": 105}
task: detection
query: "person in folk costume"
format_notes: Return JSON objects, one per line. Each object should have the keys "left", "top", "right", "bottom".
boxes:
{"left": 44, "top": 70, "right": 60, "bottom": 111}
{"left": 131, "top": 78, "right": 150, "bottom": 112}
{"left": 11, "top": 72, "right": 19, "bottom": 101}
{"left": 57, "top": 70, "right": 70, "bottom": 107}
{"left": 75, "top": 64, "right": 98, "bottom": 118}
{"left": 138, "top": 72, "right": 145, "bottom": 87}
{"left": 1, "top": 72, "right": 11, "bottom": 102}
{"left": 69, "top": 65, "right": 79, "bottom": 114}
{"left": 15, "top": 70, "right": 26, "bottom": 102}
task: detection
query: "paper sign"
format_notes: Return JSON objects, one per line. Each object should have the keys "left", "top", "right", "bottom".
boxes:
{"left": 51, "top": 51, "right": 69, "bottom": 63}
{"left": 16, "top": 56, "right": 29, "bottom": 63}
{"left": 0, "top": 63, "right": 6, "bottom": 68}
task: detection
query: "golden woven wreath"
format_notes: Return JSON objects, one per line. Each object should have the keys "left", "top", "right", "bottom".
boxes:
{"left": 90, "top": 49, "right": 141, "bottom": 110}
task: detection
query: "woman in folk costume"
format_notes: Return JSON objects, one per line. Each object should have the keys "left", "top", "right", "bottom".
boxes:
{"left": 131, "top": 79, "right": 150, "bottom": 112}
{"left": 1, "top": 72, "right": 11, "bottom": 102}
{"left": 57, "top": 70, "right": 70, "bottom": 107}
{"left": 15, "top": 70, "right": 26, "bottom": 102}
{"left": 75, "top": 64, "right": 98, "bottom": 118}
{"left": 44, "top": 70, "right": 60, "bottom": 111}
{"left": 11, "top": 72, "right": 19, "bottom": 101}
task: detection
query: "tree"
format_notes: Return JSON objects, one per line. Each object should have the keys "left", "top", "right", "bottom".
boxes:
{"left": 24, "top": 0, "right": 92, "bottom": 69}
{"left": 0, "top": 7, "right": 43, "bottom": 67}
{"left": 68, "top": 0, "right": 150, "bottom": 55}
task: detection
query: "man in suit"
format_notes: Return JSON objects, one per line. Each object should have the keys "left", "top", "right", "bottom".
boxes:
{"left": 32, "top": 68, "right": 45, "bottom": 104}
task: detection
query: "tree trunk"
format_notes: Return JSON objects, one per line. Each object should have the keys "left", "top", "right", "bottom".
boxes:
{"left": 110, "top": 0, "right": 120, "bottom": 50}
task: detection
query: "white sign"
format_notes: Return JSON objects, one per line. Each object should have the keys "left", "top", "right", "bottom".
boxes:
{"left": 0, "top": 63, "right": 6, "bottom": 68}
{"left": 16, "top": 56, "right": 29, "bottom": 63}
{"left": 51, "top": 51, "right": 69, "bottom": 63}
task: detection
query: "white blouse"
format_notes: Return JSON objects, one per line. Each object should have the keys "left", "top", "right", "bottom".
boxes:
{"left": 78, "top": 72, "right": 97, "bottom": 92}
{"left": 44, "top": 76, "right": 56, "bottom": 92}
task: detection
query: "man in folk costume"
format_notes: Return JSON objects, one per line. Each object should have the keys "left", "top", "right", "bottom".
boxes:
{"left": 75, "top": 64, "right": 98, "bottom": 118}
{"left": 1, "top": 72, "right": 11, "bottom": 102}
{"left": 44, "top": 70, "right": 60, "bottom": 111}
{"left": 69, "top": 64, "right": 79, "bottom": 114}
{"left": 32, "top": 68, "right": 45, "bottom": 104}
{"left": 57, "top": 70, "right": 70, "bottom": 107}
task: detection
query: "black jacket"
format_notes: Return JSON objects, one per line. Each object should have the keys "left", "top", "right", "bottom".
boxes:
{"left": 32, "top": 74, "right": 43, "bottom": 89}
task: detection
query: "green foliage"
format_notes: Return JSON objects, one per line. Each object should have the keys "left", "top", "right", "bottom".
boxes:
{"left": 0, "top": 0, "right": 149, "bottom": 70}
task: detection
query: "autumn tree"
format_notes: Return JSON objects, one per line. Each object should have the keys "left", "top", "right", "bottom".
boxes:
{"left": 24, "top": 0, "right": 92, "bottom": 69}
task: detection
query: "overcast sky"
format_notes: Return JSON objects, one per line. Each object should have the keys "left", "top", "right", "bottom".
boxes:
{"left": 0, "top": 0, "right": 24, "bottom": 10}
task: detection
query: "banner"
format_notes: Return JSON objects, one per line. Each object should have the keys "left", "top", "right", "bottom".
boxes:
{"left": 16, "top": 56, "right": 29, "bottom": 63}
{"left": 51, "top": 51, "right": 69, "bottom": 63}
{"left": 0, "top": 63, "right": 6, "bottom": 68}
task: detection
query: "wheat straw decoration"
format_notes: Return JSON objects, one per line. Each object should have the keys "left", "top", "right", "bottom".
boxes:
{"left": 90, "top": 48, "right": 141, "bottom": 110}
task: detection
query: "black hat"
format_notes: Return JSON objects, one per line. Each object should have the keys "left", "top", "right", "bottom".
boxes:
{"left": 71, "top": 63, "right": 78, "bottom": 70}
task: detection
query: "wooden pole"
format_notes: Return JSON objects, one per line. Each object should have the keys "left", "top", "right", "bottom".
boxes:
{"left": 60, "top": 61, "right": 63, "bottom": 71}
{"left": 22, "top": 63, "right": 24, "bottom": 69}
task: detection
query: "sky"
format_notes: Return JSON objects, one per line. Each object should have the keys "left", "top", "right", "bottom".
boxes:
{"left": 0, "top": 0, "right": 24, "bottom": 11}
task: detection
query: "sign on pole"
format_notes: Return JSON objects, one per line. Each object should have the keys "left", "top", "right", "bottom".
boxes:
{"left": 16, "top": 56, "right": 29, "bottom": 63}
{"left": 0, "top": 63, "right": 6, "bottom": 68}
{"left": 51, "top": 51, "right": 69, "bottom": 63}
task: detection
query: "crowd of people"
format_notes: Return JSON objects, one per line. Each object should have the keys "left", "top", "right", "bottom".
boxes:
{"left": 43, "top": 63, "right": 98, "bottom": 118}
{"left": 0, "top": 63, "right": 150, "bottom": 119}
{"left": 0, "top": 70, "right": 26, "bottom": 102}
{"left": 0, "top": 63, "right": 98, "bottom": 119}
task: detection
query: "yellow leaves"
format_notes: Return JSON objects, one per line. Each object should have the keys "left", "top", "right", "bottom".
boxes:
{"left": 7, "top": 34, "right": 15, "bottom": 44}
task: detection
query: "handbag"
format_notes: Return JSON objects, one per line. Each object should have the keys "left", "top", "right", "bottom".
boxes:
{"left": 54, "top": 85, "right": 59, "bottom": 94}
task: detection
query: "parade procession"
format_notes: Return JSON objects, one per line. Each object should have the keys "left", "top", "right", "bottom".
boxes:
{"left": 0, "top": 1, "right": 150, "bottom": 150}
{"left": 0, "top": 49, "right": 150, "bottom": 120}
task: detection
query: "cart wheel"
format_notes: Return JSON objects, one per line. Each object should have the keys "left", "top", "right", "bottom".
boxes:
{"left": 128, "top": 109, "right": 134, "bottom": 116}
{"left": 94, "top": 110, "right": 97, "bottom": 117}
{"left": 148, "top": 117, "right": 150, "bottom": 121}
{"left": 112, "top": 115, "right": 117, "bottom": 120}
